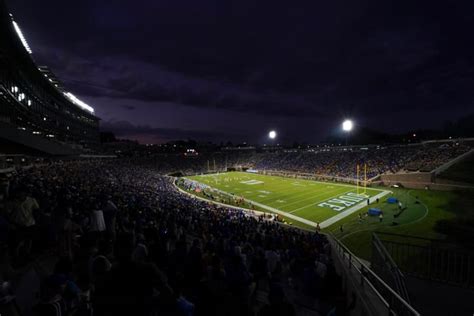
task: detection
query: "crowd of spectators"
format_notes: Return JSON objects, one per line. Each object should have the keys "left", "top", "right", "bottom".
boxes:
{"left": 403, "top": 143, "right": 470, "bottom": 172}
{"left": 0, "top": 141, "right": 470, "bottom": 315}
{"left": 0, "top": 161, "right": 348, "bottom": 316}
{"left": 252, "top": 143, "right": 471, "bottom": 179}
{"left": 119, "top": 142, "right": 471, "bottom": 180}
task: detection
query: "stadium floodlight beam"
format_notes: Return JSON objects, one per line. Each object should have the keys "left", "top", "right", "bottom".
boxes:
{"left": 269, "top": 130, "right": 277, "bottom": 139}
{"left": 64, "top": 92, "right": 95, "bottom": 113}
{"left": 12, "top": 20, "right": 32, "bottom": 54}
{"left": 342, "top": 119, "right": 353, "bottom": 132}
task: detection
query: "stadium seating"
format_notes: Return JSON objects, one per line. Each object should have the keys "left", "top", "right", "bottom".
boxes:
{"left": 110, "top": 142, "right": 472, "bottom": 179}
{"left": 1, "top": 141, "right": 470, "bottom": 315}
{"left": 0, "top": 161, "right": 346, "bottom": 315}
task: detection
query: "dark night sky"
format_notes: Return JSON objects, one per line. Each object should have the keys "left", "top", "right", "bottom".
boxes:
{"left": 7, "top": 0, "right": 474, "bottom": 144}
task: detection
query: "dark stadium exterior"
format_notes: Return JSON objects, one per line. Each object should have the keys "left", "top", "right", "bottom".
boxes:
{"left": 0, "top": 0, "right": 99, "bottom": 154}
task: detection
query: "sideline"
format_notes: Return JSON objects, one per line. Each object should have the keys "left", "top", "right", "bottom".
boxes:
{"left": 181, "top": 175, "right": 391, "bottom": 228}
{"left": 173, "top": 178, "right": 320, "bottom": 234}
{"left": 319, "top": 190, "right": 391, "bottom": 228}
{"left": 176, "top": 177, "right": 317, "bottom": 227}
{"left": 172, "top": 178, "right": 274, "bottom": 220}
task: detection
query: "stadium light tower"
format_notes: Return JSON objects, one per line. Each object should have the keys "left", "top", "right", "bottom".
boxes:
{"left": 342, "top": 119, "right": 353, "bottom": 146}
{"left": 268, "top": 130, "right": 277, "bottom": 139}
{"left": 342, "top": 119, "right": 353, "bottom": 132}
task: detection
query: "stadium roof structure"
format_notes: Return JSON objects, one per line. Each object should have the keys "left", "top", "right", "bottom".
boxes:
{"left": 37, "top": 66, "right": 63, "bottom": 89}
{"left": 0, "top": 0, "right": 100, "bottom": 154}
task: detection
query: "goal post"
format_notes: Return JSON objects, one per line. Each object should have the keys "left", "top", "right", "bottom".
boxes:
{"left": 364, "top": 163, "right": 367, "bottom": 195}
{"left": 357, "top": 163, "right": 368, "bottom": 196}
{"left": 356, "top": 164, "right": 360, "bottom": 195}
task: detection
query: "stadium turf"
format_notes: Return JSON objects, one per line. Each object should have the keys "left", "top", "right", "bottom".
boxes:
{"left": 184, "top": 171, "right": 387, "bottom": 226}
{"left": 180, "top": 172, "right": 464, "bottom": 262}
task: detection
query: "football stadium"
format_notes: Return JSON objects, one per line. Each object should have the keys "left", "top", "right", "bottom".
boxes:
{"left": 179, "top": 171, "right": 389, "bottom": 228}
{"left": 1, "top": 0, "right": 474, "bottom": 316}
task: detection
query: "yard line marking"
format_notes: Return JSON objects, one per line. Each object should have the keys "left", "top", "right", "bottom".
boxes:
{"left": 203, "top": 172, "right": 381, "bottom": 203}
{"left": 255, "top": 187, "right": 321, "bottom": 203}
{"left": 182, "top": 178, "right": 318, "bottom": 227}
{"left": 242, "top": 181, "right": 311, "bottom": 200}
{"left": 248, "top": 171, "right": 386, "bottom": 192}
{"left": 274, "top": 183, "right": 356, "bottom": 204}
{"left": 183, "top": 179, "right": 391, "bottom": 229}
{"left": 288, "top": 188, "right": 358, "bottom": 214}
{"left": 252, "top": 179, "right": 345, "bottom": 202}
{"left": 192, "top": 173, "right": 373, "bottom": 208}
{"left": 275, "top": 186, "right": 349, "bottom": 210}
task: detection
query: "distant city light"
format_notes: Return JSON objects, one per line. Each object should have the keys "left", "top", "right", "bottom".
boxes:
{"left": 269, "top": 130, "right": 277, "bottom": 139}
{"left": 342, "top": 119, "right": 353, "bottom": 132}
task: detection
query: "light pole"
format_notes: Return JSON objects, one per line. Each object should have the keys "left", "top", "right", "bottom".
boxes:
{"left": 342, "top": 119, "right": 353, "bottom": 146}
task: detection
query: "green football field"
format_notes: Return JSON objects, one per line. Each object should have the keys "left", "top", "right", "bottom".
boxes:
{"left": 183, "top": 171, "right": 390, "bottom": 227}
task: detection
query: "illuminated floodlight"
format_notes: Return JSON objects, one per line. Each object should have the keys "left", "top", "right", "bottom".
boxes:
{"left": 64, "top": 92, "right": 95, "bottom": 114}
{"left": 269, "top": 130, "right": 277, "bottom": 139}
{"left": 342, "top": 119, "right": 353, "bottom": 132}
{"left": 12, "top": 20, "right": 32, "bottom": 54}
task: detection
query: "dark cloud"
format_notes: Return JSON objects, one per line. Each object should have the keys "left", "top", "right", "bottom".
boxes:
{"left": 121, "top": 105, "right": 136, "bottom": 111}
{"left": 7, "top": 0, "right": 474, "bottom": 143}
{"left": 100, "top": 120, "right": 243, "bottom": 143}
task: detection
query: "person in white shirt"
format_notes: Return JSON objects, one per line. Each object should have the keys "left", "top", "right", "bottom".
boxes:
{"left": 89, "top": 208, "right": 106, "bottom": 233}
{"left": 103, "top": 199, "right": 118, "bottom": 240}
{"left": 12, "top": 191, "right": 39, "bottom": 256}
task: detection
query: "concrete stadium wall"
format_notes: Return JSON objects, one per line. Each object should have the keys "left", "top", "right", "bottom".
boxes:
{"left": 381, "top": 172, "right": 434, "bottom": 184}
{"left": 433, "top": 149, "right": 474, "bottom": 175}
{"left": 379, "top": 172, "right": 474, "bottom": 191}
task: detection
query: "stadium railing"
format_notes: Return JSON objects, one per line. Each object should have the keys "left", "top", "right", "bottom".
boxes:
{"left": 375, "top": 232, "right": 474, "bottom": 288}
{"left": 329, "top": 234, "right": 420, "bottom": 316}
{"left": 371, "top": 233, "right": 411, "bottom": 304}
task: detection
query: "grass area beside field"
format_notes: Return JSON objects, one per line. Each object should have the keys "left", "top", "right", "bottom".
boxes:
{"left": 324, "top": 188, "right": 460, "bottom": 260}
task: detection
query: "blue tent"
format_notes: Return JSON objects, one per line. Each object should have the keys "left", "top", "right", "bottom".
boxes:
{"left": 387, "top": 197, "right": 398, "bottom": 204}
{"left": 368, "top": 208, "right": 382, "bottom": 216}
